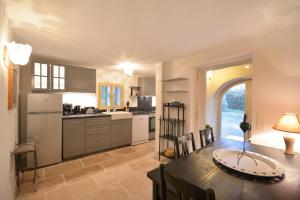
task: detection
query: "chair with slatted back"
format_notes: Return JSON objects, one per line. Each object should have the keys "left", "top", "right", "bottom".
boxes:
{"left": 175, "top": 132, "right": 196, "bottom": 158}
{"left": 199, "top": 127, "right": 215, "bottom": 148}
{"left": 159, "top": 164, "right": 216, "bottom": 200}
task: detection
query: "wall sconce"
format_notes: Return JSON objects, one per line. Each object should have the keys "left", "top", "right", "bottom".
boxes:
{"left": 2, "top": 41, "right": 32, "bottom": 68}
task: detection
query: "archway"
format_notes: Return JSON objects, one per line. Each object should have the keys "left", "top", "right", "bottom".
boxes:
{"left": 220, "top": 82, "right": 246, "bottom": 140}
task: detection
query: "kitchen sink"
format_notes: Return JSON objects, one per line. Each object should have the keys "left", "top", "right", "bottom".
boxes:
{"left": 103, "top": 111, "right": 133, "bottom": 120}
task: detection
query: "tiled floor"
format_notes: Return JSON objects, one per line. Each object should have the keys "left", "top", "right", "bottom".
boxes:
{"left": 17, "top": 141, "right": 167, "bottom": 200}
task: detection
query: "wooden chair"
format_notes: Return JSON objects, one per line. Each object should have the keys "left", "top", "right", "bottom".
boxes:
{"left": 199, "top": 127, "right": 214, "bottom": 148}
{"left": 159, "top": 164, "right": 216, "bottom": 200}
{"left": 175, "top": 133, "right": 196, "bottom": 158}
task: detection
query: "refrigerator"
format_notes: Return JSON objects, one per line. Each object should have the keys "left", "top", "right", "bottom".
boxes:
{"left": 27, "top": 93, "right": 62, "bottom": 167}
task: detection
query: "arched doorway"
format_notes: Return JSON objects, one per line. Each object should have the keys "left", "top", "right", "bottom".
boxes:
{"left": 220, "top": 82, "right": 246, "bottom": 140}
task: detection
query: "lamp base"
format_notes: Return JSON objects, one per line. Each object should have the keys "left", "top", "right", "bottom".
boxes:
{"left": 283, "top": 135, "right": 295, "bottom": 155}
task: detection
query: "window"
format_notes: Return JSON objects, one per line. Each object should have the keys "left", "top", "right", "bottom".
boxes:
{"left": 33, "top": 62, "right": 49, "bottom": 90}
{"left": 52, "top": 65, "right": 65, "bottom": 90}
{"left": 98, "top": 83, "right": 124, "bottom": 109}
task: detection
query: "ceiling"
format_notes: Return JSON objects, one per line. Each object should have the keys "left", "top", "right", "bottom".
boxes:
{"left": 5, "top": 0, "right": 300, "bottom": 75}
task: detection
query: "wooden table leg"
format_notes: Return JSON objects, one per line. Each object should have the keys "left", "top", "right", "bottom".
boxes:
{"left": 152, "top": 182, "right": 160, "bottom": 200}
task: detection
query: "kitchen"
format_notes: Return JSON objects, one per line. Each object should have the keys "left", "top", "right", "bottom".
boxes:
{"left": 20, "top": 59, "right": 157, "bottom": 167}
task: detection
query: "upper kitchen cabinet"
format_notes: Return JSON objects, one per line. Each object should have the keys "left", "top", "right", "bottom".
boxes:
{"left": 30, "top": 60, "right": 96, "bottom": 93}
{"left": 138, "top": 77, "right": 155, "bottom": 96}
{"left": 67, "top": 66, "right": 96, "bottom": 93}
{"left": 52, "top": 64, "right": 66, "bottom": 91}
{"left": 32, "top": 62, "right": 51, "bottom": 92}
{"left": 32, "top": 61, "right": 66, "bottom": 92}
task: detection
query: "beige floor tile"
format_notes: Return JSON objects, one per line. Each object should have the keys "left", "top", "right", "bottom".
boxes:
{"left": 21, "top": 169, "right": 44, "bottom": 184}
{"left": 19, "top": 175, "right": 64, "bottom": 195}
{"left": 37, "top": 175, "right": 65, "bottom": 191}
{"left": 81, "top": 153, "right": 112, "bottom": 166}
{"left": 19, "top": 141, "right": 157, "bottom": 200}
{"left": 44, "top": 160, "right": 83, "bottom": 178}
{"left": 120, "top": 171, "right": 152, "bottom": 196}
{"left": 43, "top": 164, "right": 65, "bottom": 178}
{"left": 110, "top": 146, "right": 137, "bottom": 155}
{"left": 81, "top": 183, "right": 130, "bottom": 200}
{"left": 64, "top": 164, "right": 103, "bottom": 181}
{"left": 100, "top": 155, "right": 131, "bottom": 169}
{"left": 16, "top": 192, "right": 46, "bottom": 200}
{"left": 92, "top": 171, "right": 117, "bottom": 188}
{"left": 130, "top": 186, "right": 152, "bottom": 200}
{"left": 47, "top": 178, "right": 98, "bottom": 200}
{"left": 133, "top": 156, "right": 161, "bottom": 172}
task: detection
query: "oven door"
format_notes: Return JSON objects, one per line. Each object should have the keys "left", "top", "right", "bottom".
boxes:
{"left": 149, "top": 116, "right": 155, "bottom": 132}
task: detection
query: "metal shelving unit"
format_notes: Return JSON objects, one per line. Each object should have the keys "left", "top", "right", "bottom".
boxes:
{"left": 159, "top": 101, "right": 185, "bottom": 160}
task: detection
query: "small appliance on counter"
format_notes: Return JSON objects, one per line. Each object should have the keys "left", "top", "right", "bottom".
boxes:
{"left": 63, "top": 103, "right": 73, "bottom": 115}
{"left": 73, "top": 105, "right": 81, "bottom": 114}
{"left": 84, "top": 107, "right": 96, "bottom": 114}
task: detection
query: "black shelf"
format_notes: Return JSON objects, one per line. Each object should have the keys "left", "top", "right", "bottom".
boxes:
{"left": 158, "top": 101, "right": 185, "bottom": 161}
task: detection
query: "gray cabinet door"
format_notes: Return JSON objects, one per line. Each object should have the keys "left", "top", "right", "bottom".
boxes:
{"left": 67, "top": 66, "right": 96, "bottom": 93}
{"left": 63, "top": 118, "right": 85, "bottom": 159}
{"left": 85, "top": 117, "right": 112, "bottom": 153}
{"left": 111, "top": 119, "right": 132, "bottom": 147}
{"left": 138, "top": 77, "right": 155, "bottom": 96}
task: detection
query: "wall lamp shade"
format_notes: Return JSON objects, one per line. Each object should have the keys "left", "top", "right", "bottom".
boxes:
{"left": 7, "top": 42, "right": 32, "bottom": 66}
{"left": 273, "top": 113, "right": 300, "bottom": 155}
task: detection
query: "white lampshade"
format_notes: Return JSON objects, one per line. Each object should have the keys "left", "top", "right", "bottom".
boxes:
{"left": 7, "top": 42, "right": 32, "bottom": 65}
{"left": 273, "top": 113, "right": 300, "bottom": 134}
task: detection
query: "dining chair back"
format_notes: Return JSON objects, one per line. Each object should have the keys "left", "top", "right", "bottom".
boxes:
{"left": 199, "top": 127, "right": 214, "bottom": 148}
{"left": 175, "top": 132, "right": 196, "bottom": 158}
{"left": 159, "top": 164, "right": 216, "bottom": 200}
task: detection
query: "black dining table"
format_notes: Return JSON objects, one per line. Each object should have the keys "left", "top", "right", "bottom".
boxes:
{"left": 147, "top": 139, "right": 300, "bottom": 200}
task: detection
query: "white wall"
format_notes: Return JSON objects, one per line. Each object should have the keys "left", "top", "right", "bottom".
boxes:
{"left": 160, "top": 24, "right": 300, "bottom": 151}
{"left": 63, "top": 93, "right": 97, "bottom": 108}
{"left": 0, "top": 0, "right": 17, "bottom": 199}
{"left": 96, "top": 69, "right": 138, "bottom": 107}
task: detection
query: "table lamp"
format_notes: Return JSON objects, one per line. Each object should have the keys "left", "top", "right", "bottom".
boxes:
{"left": 272, "top": 113, "right": 300, "bottom": 155}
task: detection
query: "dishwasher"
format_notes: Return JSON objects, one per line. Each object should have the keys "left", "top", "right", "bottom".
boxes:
{"left": 132, "top": 114, "right": 149, "bottom": 145}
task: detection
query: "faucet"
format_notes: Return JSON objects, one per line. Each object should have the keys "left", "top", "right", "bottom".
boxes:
{"left": 112, "top": 106, "right": 116, "bottom": 112}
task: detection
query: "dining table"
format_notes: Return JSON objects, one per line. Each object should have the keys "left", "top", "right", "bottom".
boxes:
{"left": 147, "top": 139, "right": 300, "bottom": 200}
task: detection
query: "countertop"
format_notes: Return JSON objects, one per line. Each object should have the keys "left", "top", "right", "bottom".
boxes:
{"left": 62, "top": 113, "right": 110, "bottom": 119}
{"left": 131, "top": 111, "right": 155, "bottom": 115}
{"left": 62, "top": 111, "right": 155, "bottom": 119}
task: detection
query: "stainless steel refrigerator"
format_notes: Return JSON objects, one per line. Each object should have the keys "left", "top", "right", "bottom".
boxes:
{"left": 27, "top": 93, "right": 62, "bottom": 167}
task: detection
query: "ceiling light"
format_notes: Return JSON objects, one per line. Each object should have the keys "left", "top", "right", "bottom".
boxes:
{"left": 7, "top": 41, "right": 32, "bottom": 66}
{"left": 118, "top": 61, "right": 138, "bottom": 76}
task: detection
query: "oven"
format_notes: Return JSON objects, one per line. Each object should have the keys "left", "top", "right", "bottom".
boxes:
{"left": 149, "top": 112, "right": 155, "bottom": 139}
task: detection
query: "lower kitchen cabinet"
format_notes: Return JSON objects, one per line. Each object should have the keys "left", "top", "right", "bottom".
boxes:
{"left": 85, "top": 116, "right": 112, "bottom": 153}
{"left": 63, "top": 116, "right": 132, "bottom": 159}
{"left": 111, "top": 119, "right": 132, "bottom": 147}
{"left": 63, "top": 118, "right": 85, "bottom": 159}
{"left": 86, "top": 133, "right": 111, "bottom": 153}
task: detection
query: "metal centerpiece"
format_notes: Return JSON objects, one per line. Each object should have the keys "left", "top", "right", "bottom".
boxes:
{"left": 237, "top": 114, "right": 257, "bottom": 166}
